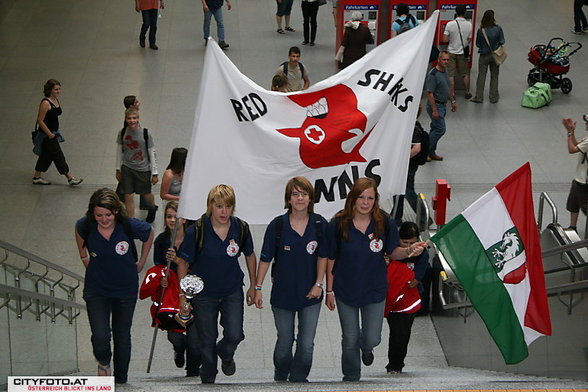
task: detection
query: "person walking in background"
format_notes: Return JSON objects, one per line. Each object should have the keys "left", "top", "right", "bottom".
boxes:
{"left": 202, "top": 0, "right": 231, "bottom": 49}
{"left": 426, "top": 51, "right": 456, "bottom": 162}
{"left": 339, "top": 11, "right": 374, "bottom": 69}
{"left": 442, "top": 5, "right": 472, "bottom": 99}
{"left": 32, "top": 79, "right": 83, "bottom": 186}
{"left": 136, "top": 0, "right": 164, "bottom": 50}
{"left": 116, "top": 108, "right": 159, "bottom": 222}
{"left": 75, "top": 188, "right": 154, "bottom": 384}
{"left": 301, "top": 0, "right": 319, "bottom": 46}
{"left": 275, "top": 46, "right": 310, "bottom": 92}
{"left": 325, "top": 178, "right": 426, "bottom": 382}
{"left": 470, "top": 10, "right": 505, "bottom": 104}
{"left": 160, "top": 147, "right": 187, "bottom": 201}
{"left": 564, "top": 116, "right": 588, "bottom": 231}
{"left": 276, "top": 0, "right": 295, "bottom": 34}
{"left": 254, "top": 177, "right": 328, "bottom": 383}
{"left": 572, "top": 0, "right": 588, "bottom": 34}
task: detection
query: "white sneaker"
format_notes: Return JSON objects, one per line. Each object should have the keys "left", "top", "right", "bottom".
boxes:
{"left": 32, "top": 177, "right": 51, "bottom": 185}
{"left": 68, "top": 177, "right": 83, "bottom": 186}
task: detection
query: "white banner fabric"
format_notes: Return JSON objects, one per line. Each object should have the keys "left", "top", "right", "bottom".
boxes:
{"left": 179, "top": 11, "right": 439, "bottom": 223}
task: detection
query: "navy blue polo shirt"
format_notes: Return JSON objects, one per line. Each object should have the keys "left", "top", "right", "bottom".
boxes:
{"left": 153, "top": 232, "right": 178, "bottom": 273}
{"left": 178, "top": 215, "right": 254, "bottom": 298}
{"left": 76, "top": 217, "right": 152, "bottom": 298}
{"left": 327, "top": 216, "right": 399, "bottom": 307}
{"left": 260, "top": 213, "right": 329, "bottom": 311}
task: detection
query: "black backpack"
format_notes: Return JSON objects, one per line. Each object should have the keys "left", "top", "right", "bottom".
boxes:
{"left": 395, "top": 15, "right": 416, "bottom": 35}
{"left": 412, "top": 121, "right": 430, "bottom": 166}
{"left": 281, "top": 61, "right": 305, "bottom": 77}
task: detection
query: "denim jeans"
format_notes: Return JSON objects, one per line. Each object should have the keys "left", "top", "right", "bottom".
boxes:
{"left": 426, "top": 103, "right": 447, "bottom": 156}
{"left": 335, "top": 299, "right": 385, "bottom": 381}
{"left": 140, "top": 9, "right": 158, "bottom": 45}
{"left": 167, "top": 331, "right": 201, "bottom": 375}
{"left": 203, "top": 7, "right": 225, "bottom": 42}
{"left": 272, "top": 303, "right": 321, "bottom": 382}
{"left": 191, "top": 288, "right": 244, "bottom": 382}
{"left": 83, "top": 292, "right": 137, "bottom": 383}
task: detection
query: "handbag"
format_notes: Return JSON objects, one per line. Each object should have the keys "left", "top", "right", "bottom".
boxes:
{"left": 482, "top": 28, "right": 507, "bottom": 65}
{"left": 521, "top": 82, "right": 551, "bottom": 109}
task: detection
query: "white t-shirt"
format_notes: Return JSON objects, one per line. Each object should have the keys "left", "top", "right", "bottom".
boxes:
{"left": 443, "top": 17, "right": 472, "bottom": 55}
{"left": 574, "top": 137, "right": 588, "bottom": 184}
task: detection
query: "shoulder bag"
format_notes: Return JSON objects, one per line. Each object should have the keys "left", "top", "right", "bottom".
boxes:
{"left": 482, "top": 28, "right": 507, "bottom": 65}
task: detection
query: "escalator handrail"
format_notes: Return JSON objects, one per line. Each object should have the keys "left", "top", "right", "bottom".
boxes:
{"left": 537, "top": 191, "right": 558, "bottom": 229}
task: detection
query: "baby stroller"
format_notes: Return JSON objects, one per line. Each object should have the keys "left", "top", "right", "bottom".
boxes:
{"left": 527, "top": 38, "right": 582, "bottom": 94}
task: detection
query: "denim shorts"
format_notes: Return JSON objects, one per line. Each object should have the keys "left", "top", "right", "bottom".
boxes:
{"left": 276, "top": 0, "right": 294, "bottom": 16}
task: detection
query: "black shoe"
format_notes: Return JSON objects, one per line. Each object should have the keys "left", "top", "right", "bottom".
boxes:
{"left": 302, "top": 41, "right": 309, "bottom": 45}
{"left": 361, "top": 351, "right": 374, "bottom": 366}
{"left": 139, "top": 39, "right": 145, "bottom": 48}
{"left": 149, "top": 44, "right": 158, "bottom": 50}
{"left": 221, "top": 358, "right": 236, "bottom": 376}
{"left": 219, "top": 41, "right": 229, "bottom": 50}
{"left": 201, "top": 378, "right": 215, "bottom": 384}
{"left": 174, "top": 350, "right": 185, "bottom": 368}
{"left": 145, "top": 205, "right": 158, "bottom": 223}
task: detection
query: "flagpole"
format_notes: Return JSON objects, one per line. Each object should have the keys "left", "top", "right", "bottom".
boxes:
{"left": 146, "top": 222, "right": 180, "bottom": 373}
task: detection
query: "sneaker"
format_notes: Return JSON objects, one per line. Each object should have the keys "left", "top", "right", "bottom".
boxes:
{"left": 220, "top": 358, "right": 236, "bottom": 376}
{"left": 68, "top": 177, "right": 83, "bottom": 186}
{"left": 285, "top": 26, "right": 295, "bottom": 32}
{"left": 584, "top": 26, "right": 588, "bottom": 32}
{"left": 219, "top": 41, "right": 229, "bottom": 50}
{"left": 149, "top": 44, "right": 159, "bottom": 50}
{"left": 429, "top": 154, "right": 444, "bottom": 161}
{"left": 571, "top": 28, "right": 584, "bottom": 34}
{"left": 174, "top": 351, "right": 185, "bottom": 368}
{"left": 32, "top": 177, "right": 51, "bottom": 185}
{"left": 361, "top": 351, "right": 374, "bottom": 366}
{"left": 145, "top": 205, "right": 158, "bottom": 224}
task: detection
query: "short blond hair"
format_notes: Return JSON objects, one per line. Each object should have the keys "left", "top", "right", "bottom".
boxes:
{"left": 206, "top": 184, "right": 236, "bottom": 216}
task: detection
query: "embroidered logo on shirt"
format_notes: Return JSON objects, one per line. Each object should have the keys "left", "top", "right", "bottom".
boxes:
{"left": 226, "top": 239, "right": 239, "bottom": 257}
{"left": 369, "top": 238, "right": 383, "bottom": 253}
{"left": 283, "top": 246, "right": 291, "bottom": 251}
{"left": 306, "top": 240, "right": 318, "bottom": 255}
{"left": 407, "top": 262, "right": 415, "bottom": 270}
{"left": 115, "top": 241, "right": 130, "bottom": 255}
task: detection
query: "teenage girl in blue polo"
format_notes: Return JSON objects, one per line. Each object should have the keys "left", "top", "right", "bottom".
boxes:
{"left": 325, "top": 177, "right": 426, "bottom": 382}
{"left": 74, "top": 188, "right": 154, "bottom": 384}
{"left": 254, "top": 176, "right": 328, "bottom": 382}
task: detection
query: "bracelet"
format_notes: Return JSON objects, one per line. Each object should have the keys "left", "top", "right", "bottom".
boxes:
{"left": 254, "top": 287, "right": 262, "bottom": 291}
{"left": 568, "top": 132, "right": 573, "bottom": 137}
{"left": 326, "top": 291, "right": 334, "bottom": 295}
{"left": 315, "top": 282, "right": 324, "bottom": 289}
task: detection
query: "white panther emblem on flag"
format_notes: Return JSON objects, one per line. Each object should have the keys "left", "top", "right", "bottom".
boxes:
{"left": 491, "top": 231, "right": 521, "bottom": 270}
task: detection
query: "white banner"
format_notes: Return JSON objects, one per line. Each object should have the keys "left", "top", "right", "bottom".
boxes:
{"left": 179, "top": 11, "right": 438, "bottom": 223}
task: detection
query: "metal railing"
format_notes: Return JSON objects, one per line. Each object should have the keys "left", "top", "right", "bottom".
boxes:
{"left": 0, "top": 239, "right": 85, "bottom": 323}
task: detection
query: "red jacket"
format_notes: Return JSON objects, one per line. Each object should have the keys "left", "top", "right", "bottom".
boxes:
{"left": 384, "top": 260, "right": 422, "bottom": 316}
{"left": 140, "top": 265, "right": 185, "bottom": 332}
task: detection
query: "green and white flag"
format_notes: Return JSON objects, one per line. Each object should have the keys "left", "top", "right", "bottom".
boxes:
{"left": 431, "top": 163, "right": 551, "bottom": 364}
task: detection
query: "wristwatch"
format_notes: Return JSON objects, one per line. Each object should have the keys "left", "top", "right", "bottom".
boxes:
{"left": 568, "top": 132, "right": 573, "bottom": 137}
{"left": 315, "top": 283, "right": 324, "bottom": 289}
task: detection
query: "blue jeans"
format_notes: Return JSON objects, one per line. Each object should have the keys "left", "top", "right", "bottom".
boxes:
{"left": 140, "top": 9, "right": 158, "bottom": 45}
{"left": 335, "top": 299, "right": 385, "bottom": 381}
{"left": 272, "top": 303, "right": 321, "bottom": 382}
{"left": 83, "top": 292, "right": 137, "bottom": 383}
{"left": 203, "top": 7, "right": 225, "bottom": 42}
{"left": 191, "top": 288, "right": 244, "bottom": 382}
{"left": 426, "top": 103, "right": 447, "bottom": 156}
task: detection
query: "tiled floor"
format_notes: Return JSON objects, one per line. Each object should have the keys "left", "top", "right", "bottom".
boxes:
{"left": 1, "top": 0, "right": 588, "bottom": 389}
